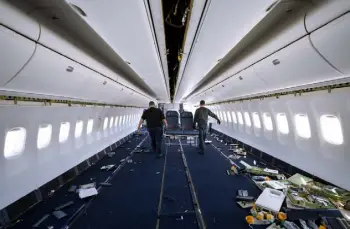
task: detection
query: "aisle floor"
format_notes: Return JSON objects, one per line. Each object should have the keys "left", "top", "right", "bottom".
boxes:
{"left": 12, "top": 133, "right": 269, "bottom": 229}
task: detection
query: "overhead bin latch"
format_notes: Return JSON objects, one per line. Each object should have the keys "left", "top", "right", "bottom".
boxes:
{"left": 66, "top": 66, "right": 74, "bottom": 72}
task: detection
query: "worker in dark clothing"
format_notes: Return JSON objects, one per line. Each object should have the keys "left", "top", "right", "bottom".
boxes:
{"left": 137, "top": 101, "right": 168, "bottom": 158}
{"left": 193, "top": 100, "right": 221, "bottom": 155}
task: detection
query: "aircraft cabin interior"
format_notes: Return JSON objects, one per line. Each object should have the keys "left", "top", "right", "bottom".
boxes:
{"left": 1, "top": 0, "right": 350, "bottom": 228}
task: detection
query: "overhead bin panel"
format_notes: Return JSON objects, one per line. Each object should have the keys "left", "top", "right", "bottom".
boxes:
{"left": 0, "top": 1, "right": 40, "bottom": 40}
{"left": 192, "top": 10, "right": 307, "bottom": 98}
{"left": 310, "top": 13, "right": 350, "bottom": 76}
{"left": 207, "top": 67, "right": 266, "bottom": 101}
{"left": 252, "top": 37, "right": 342, "bottom": 92}
{"left": 305, "top": 0, "right": 350, "bottom": 32}
{"left": 3, "top": 45, "right": 90, "bottom": 99}
{"left": 0, "top": 25, "right": 36, "bottom": 86}
{"left": 81, "top": 74, "right": 122, "bottom": 104}
{"left": 39, "top": 25, "right": 119, "bottom": 82}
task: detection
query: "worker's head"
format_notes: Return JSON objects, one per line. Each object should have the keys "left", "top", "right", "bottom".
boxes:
{"left": 200, "top": 100, "right": 205, "bottom": 107}
{"left": 149, "top": 101, "right": 156, "bottom": 107}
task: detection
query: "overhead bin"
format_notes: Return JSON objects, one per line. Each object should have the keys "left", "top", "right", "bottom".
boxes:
{"left": 208, "top": 67, "right": 266, "bottom": 101}
{"left": 309, "top": 13, "right": 350, "bottom": 76}
{"left": 192, "top": 9, "right": 307, "bottom": 98}
{"left": 0, "top": 25, "right": 37, "bottom": 87}
{"left": 252, "top": 37, "right": 342, "bottom": 92}
{"left": 3, "top": 45, "right": 90, "bottom": 99}
{"left": 305, "top": 0, "right": 350, "bottom": 32}
{"left": 0, "top": 1, "right": 40, "bottom": 40}
{"left": 38, "top": 25, "right": 119, "bottom": 81}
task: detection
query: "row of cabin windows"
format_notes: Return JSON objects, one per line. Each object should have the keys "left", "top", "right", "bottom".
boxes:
{"left": 4, "top": 114, "right": 140, "bottom": 159}
{"left": 213, "top": 111, "right": 343, "bottom": 146}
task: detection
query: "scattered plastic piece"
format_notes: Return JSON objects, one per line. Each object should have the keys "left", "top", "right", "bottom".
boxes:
{"left": 130, "top": 169, "right": 135, "bottom": 172}
{"left": 52, "top": 210, "right": 67, "bottom": 219}
{"left": 100, "top": 165, "right": 115, "bottom": 171}
{"left": 33, "top": 214, "right": 50, "bottom": 228}
{"left": 78, "top": 188, "right": 98, "bottom": 199}
{"left": 79, "top": 183, "right": 95, "bottom": 189}
{"left": 54, "top": 201, "right": 74, "bottom": 211}
{"left": 156, "top": 172, "right": 160, "bottom": 174}
{"left": 68, "top": 185, "right": 77, "bottom": 193}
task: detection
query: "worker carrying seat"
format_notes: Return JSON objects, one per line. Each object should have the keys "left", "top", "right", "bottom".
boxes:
{"left": 180, "top": 111, "right": 198, "bottom": 136}
{"left": 165, "top": 110, "right": 182, "bottom": 135}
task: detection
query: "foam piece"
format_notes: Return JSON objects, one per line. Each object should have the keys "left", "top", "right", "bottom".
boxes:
{"left": 78, "top": 188, "right": 98, "bottom": 199}
{"left": 255, "top": 188, "right": 285, "bottom": 212}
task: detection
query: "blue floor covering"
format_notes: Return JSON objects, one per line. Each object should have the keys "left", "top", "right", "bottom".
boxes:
{"left": 10, "top": 132, "right": 307, "bottom": 229}
{"left": 158, "top": 143, "right": 196, "bottom": 229}
{"left": 183, "top": 139, "right": 263, "bottom": 229}
{"left": 72, "top": 137, "right": 165, "bottom": 229}
{"left": 10, "top": 134, "right": 145, "bottom": 229}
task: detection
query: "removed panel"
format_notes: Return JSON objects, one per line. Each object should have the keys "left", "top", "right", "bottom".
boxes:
{"left": 0, "top": 25, "right": 36, "bottom": 86}
{"left": 3, "top": 45, "right": 90, "bottom": 99}
{"left": 253, "top": 37, "right": 342, "bottom": 92}
{"left": 310, "top": 13, "right": 350, "bottom": 76}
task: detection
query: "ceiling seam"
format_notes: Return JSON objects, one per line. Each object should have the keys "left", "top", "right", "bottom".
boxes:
{"left": 173, "top": 0, "right": 211, "bottom": 100}
{"left": 143, "top": 0, "right": 170, "bottom": 99}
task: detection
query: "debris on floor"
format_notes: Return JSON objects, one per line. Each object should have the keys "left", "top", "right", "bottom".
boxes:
{"left": 107, "top": 152, "right": 115, "bottom": 157}
{"left": 99, "top": 182, "right": 112, "bottom": 187}
{"left": 32, "top": 214, "right": 50, "bottom": 228}
{"left": 127, "top": 159, "right": 133, "bottom": 163}
{"left": 156, "top": 172, "right": 160, "bottom": 175}
{"left": 54, "top": 201, "right": 74, "bottom": 211}
{"left": 100, "top": 164, "right": 116, "bottom": 171}
{"left": 78, "top": 182, "right": 98, "bottom": 199}
{"left": 78, "top": 187, "right": 98, "bottom": 199}
{"left": 68, "top": 185, "right": 77, "bottom": 193}
{"left": 52, "top": 210, "right": 67, "bottom": 219}
{"left": 129, "top": 169, "right": 135, "bottom": 172}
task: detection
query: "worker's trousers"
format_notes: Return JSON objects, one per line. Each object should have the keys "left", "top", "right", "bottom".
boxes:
{"left": 148, "top": 127, "right": 163, "bottom": 155}
{"left": 198, "top": 126, "right": 207, "bottom": 153}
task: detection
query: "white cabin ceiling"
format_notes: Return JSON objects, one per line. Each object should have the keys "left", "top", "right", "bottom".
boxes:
{"left": 174, "top": 0, "right": 277, "bottom": 102}
{"left": 67, "top": 0, "right": 170, "bottom": 102}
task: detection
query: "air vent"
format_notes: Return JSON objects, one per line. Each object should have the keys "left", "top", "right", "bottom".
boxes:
{"left": 70, "top": 4, "right": 87, "bottom": 17}
{"left": 272, "top": 59, "right": 280, "bottom": 65}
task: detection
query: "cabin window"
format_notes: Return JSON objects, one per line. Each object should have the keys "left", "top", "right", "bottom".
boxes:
{"left": 223, "top": 112, "right": 227, "bottom": 122}
{"left": 87, "top": 119, "right": 93, "bottom": 135}
{"left": 109, "top": 117, "right": 114, "bottom": 129}
{"left": 237, "top": 112, "right": 243, "bottom": 125}
{"left": 103, "top": 117, "right": 108, "bottom": 130}
{"left": 276, "top": 113, "right": 289, "bottom": 134}
{"left": 263, "top": 113, "right": 273, "bottom": 131}
{"left": 4, "top": 127, "right": 26, "bottom": 158}
{"left": 227, "top": 112, "right": 232, "bottom": 122}
{"left": 218, "top": 111, "right": 223, "bottom": 121}
{"left": 231, "top": 111, "right": 237, "bottom": 124}
{"left": 252, "top": 112, "right": 261, "bottom": 128}
{"left": 244, "top": 112, "right": 251, "bottom": 127}
{"left": 37, "top": 124, "right": 52, "bottom": 149}
{"left": 295, "top": 114, "right": 311, "bottom": 138}
{"left": 59, "top": 122, "right": 70, "bottom": 143}
{"left": 119, "top": 116, "right": 123, "bottom": 126}
{"left": 75, "top": 120, "right": 83, "bottom": 138}
{"left": 320, "top": 115, "right": 343, "bottom": 145}
{"left": 115, "top": 116, "right": 119, "bottom": 127}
